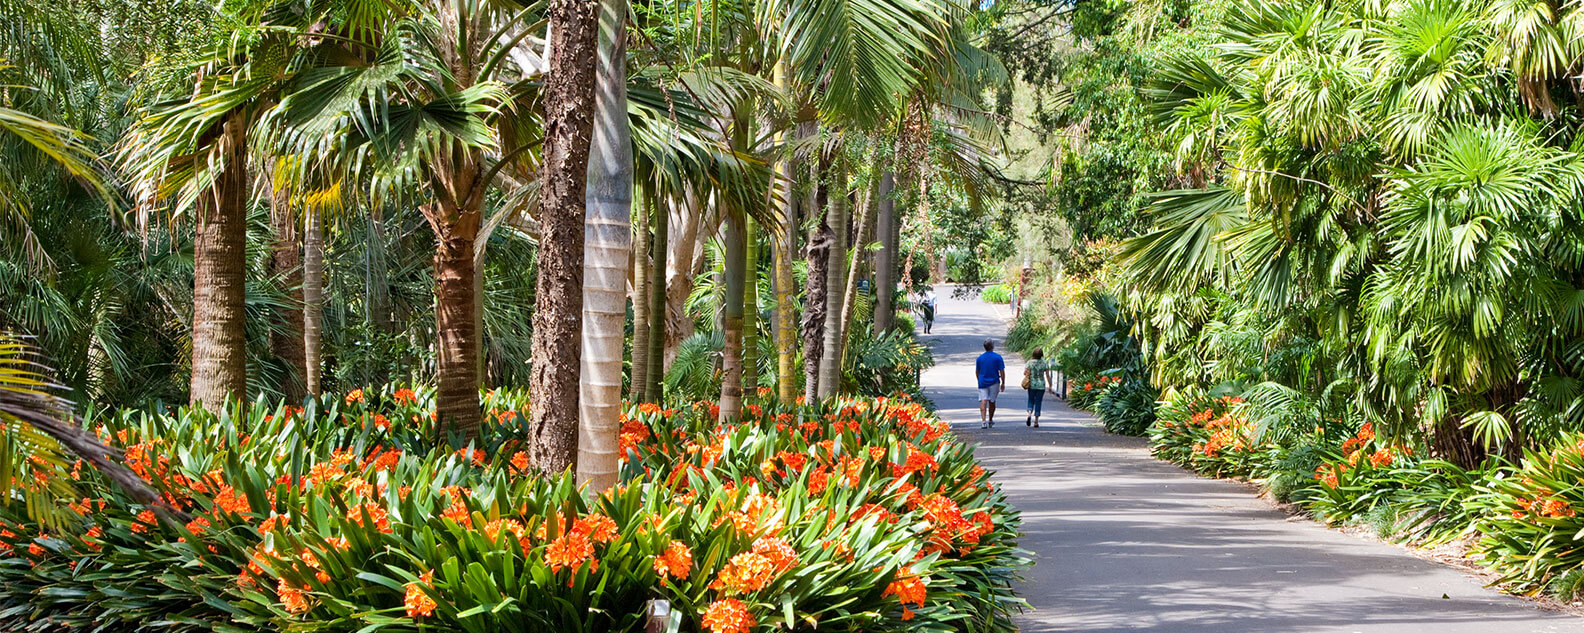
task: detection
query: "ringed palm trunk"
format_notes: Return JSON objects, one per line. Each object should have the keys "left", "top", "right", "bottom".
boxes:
{"left": 873, "top": 170, "right": 896, "bottom": 335}
{"left": 741, "top": 215, "right": 760, "bottom": 397}
{"left": 190, "top": 111, "right": 250, "bottom": 410}
{"left": 815, "top": 159, "right": 848, "bottom": 400}
{"left": 802, "top": 159, "right": 829, "bottom": 399}
{"left": 429, "top": 192, "right": 483, "bottom": 440}
{"left": 577, "top": 0, "right": 632, "bottom": 490}
{"left": 302, "top": 206, "right": 324, "bottom": 396}
{"left": 268, "top": 193, "right": 307, "bottom": 402}
{"left": 719, "top": 208, "right": 747, "bottom": 422}
{"left": 645, "top": 189, "right": 667, "bottom": 403}
{"left": 630, "top": 193, "right": 651, "bottom": 400}
{"left": 530, "top": 0, "right": 599, "bottom": 473}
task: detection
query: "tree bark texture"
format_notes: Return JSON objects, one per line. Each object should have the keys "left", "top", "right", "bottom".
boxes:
{"left": 645, "top": 188, "right": 668, "bottom": 403}
{"left": 268, "top": 192, "right": 307, "bottom": 402}
{"left": 873, "top": 170, "right": 897, "bottom": 335}
{"left": 815, "top": 158, "right": 848, "bottom": 400}
{"left": 302, "top": 207, "right": 324, "bottom": 396}
{"left": 577, "top": 0, "right": 632, "bottom": 491}
{"left": 189, "top": 111, "right": 250, "bottom": 410}
{"left": 802, "top": 162, "right": 830, "bottom": 399}
{"left": 719, "top": 209, "right": 746, "bottom": 422}
{"left": 431, "top": 199, "right": 481, "bottom": 439}
{"left": 531, "top": 0, "right": 599, "bottom": 474}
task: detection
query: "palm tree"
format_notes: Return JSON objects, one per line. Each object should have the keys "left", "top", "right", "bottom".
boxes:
{"left": 577, "top": 0, "right": 634, "bottom": 490}
{"left": 529, "top": 0, "right": 601, "bottom": 472}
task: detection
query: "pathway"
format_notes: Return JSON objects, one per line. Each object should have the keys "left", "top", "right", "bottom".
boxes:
{"left": 918, "top": 286, "right": 1584, "bottom": 633}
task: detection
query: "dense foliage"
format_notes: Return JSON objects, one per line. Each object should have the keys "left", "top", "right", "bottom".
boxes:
{"left": 0, "top": 391, "right": 1025, "bottom": 631}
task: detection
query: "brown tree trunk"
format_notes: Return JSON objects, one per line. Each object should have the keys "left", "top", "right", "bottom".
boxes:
{"left": 719, "top": 209, "right": 746, "bottom": 421}
{"left": 430, "top": 199, "right": 482, "bottom": 438}
{"left": 802, "top": 155, "right": 831, "bottom": 397}
{"left": 269, "top": 193, "right": 307, "bottom": 402}
{"left": 530, "top": 0, "right": 599, "bottom": 474}
{"left": 302, "top": 207, "right": 324, "bottom": 396}
{"left": 190, "top": 111, "right": 250, "bottom": 410}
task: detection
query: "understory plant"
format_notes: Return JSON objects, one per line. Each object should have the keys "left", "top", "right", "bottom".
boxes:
{"left": 0, "top": 390, "right": 1026, "bottom": 632}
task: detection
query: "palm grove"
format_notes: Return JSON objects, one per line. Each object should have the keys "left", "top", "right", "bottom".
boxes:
{"left": 0, "top": 0, "right": 1009, "bottom": 489}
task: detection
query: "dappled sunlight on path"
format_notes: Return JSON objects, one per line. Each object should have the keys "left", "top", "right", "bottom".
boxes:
{"left": 919, "top": 286, "right": 1584, "bottom": 633}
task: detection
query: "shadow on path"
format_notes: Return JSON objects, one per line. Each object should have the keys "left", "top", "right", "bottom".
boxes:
{"left": 919, "top": 286, "right": 1584, "bottom": 633}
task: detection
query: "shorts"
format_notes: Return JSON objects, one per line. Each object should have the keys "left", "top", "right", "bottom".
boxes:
{"left": 978, "top": 384, "right": 999, "bottom": 403}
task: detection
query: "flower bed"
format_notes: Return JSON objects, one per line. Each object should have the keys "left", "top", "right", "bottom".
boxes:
{"left": 0, "top": 387, "right": 1026, "bottom": 632}
{"left": 1146, "top": 390, "right": 1584, "bottom": 597}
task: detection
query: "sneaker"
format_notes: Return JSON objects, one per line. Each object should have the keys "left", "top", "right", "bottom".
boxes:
{"left": 1025, "top": 415, "right": 1032, "bottom": 427}
{"left": 1034, "top": 420, "right": 1040, "bottom": 428}
{"left": 980, "top": 422, "right": 988, "bottom": 429}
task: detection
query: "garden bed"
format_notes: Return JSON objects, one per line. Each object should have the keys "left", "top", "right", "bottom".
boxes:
{"left": 0, "top": 388, "right": 1027, "bottom": 632}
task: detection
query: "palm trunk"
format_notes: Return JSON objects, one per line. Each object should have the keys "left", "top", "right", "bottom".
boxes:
{"left": 530, "top": 0, "right": 599, "bottom": 473}
{"left": 873, "top": 171, "right": 896, "bottom": 335}
{"left": 836, "top": 174, "right": 877, "bottom": 363}
{"left": 630, "top": 192, "right": 651, "bottom": 400}
{"left": 815, "top": 158, "right": 848, "bottom": 399}
{"left": 801, "top": 146, "right": 829, "bottom": 399}
{"left": 741, "top": 215, "right": 760, "bottom": 396}
{"left": 189, "top": 111, "right": 249, "bottom": 410}
{"left": 664, "top": 190, "right": 705, "bottom": 366}
{"left": 577, "top": 0, "right": 632, "bottom": 491}
{"left": 719, "top": 209, "right": 746, "bottom": 422}
{"left": 645, "top": 188, "right": 668, "bottom": 403}
{"left": 431, "top": 201, "right": 482, "bottom": 439}
{"left": 269, "top": 193, "right": 307, "bottom": 402}
{"left": 302, "top": 207, "right": 324, "bottom": 396}
{"left": 771, "top": 200, "right": 799, "bottom": 405}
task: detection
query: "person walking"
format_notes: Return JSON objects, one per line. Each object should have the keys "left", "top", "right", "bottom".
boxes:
{"left": 976, "top": 338, "right": 1006, "bottom": 428}
{"left": 920, "top": 289, "right": 938, "bottom": 334}
{"left": 1024, "top": 348, "right": 1052, "bottom": 428}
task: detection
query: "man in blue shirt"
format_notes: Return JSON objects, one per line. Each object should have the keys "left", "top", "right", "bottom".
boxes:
{"left": 975, "top": 339, "right": 1006, "bottom": 428}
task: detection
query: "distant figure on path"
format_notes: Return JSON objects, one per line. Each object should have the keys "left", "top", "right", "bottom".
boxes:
{"left": 976, "top": 339, "right": 1006, "bottom": 428}
{"left": 920, "top": 289, "right": 938, "bottom": 334}
{"left": 1024, "top": 348, "right": 1052, "bottom": 428}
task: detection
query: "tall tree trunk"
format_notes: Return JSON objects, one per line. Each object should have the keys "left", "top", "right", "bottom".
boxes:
{"left": 837, "top": 174, "right": 877, "bottom": 363}
{"left": 873, "top": 171, "right": 896, "bottom": 335}
{"left": 719, "top": 209, "right": 746, "bottom": 421}
{"left": 645, "top": 188, "right": 668, "bottom": 403}
{"left": 577, "top": 0, "right": 632, "bottom": 491}
{"left": 302, "top": 207, "right": 324, "bottom": 396}
{"left": 664, "top": 190, "right": 706, "bottom": 366}
{"left": 630, "top": 192, "right": 651, "bottom": 400}
{"left": 815, "top": 158, "right": 848, "bottom": 399}
{"left": 771, "top": 104, "right": 802, "bottom": 404}
{"left": 530, "top": 0, "right": 599, "bottom": 473}
{"left": 741, "top": 215, "right": 760, "bottom": 397}
{"left": 473, "top": 251, "right": 487, "bottom": 386}
{"left": 269, "top": 193, "right": 307, "bottom": 402}
{"left": 190, "top": 111, "right": 249, "bottom": 410}
{"left": 802, "top": 152, "right": 830, "bottom": 398}
{"left": 430, "top": 199, "right": 482, "bottom": 438}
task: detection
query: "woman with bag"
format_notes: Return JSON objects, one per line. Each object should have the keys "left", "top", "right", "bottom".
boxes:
{"left": 1024, "top": 348, "right": 1052, "bottom": 428}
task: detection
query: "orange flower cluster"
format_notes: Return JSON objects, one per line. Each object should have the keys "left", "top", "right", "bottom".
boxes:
{"left": 277, "top": 578, "right": 311, "bottom": 613}
{"left": 392, "top": 388, "right": 417, "bottom": 404}
{"left": 404, "top": 570, "right": 437, "bottom": 618}
{"left": 347, "top": 502, "right": 392, "bottom": 533}
{"left": 345, "top": 389, "right": 365, "bottom": 405}
{"left": 884, "top": 572, "right": 928, "bottom": 620}
{"left": 654, "top": 540, "right": 693, "bottom": 580}
{"left": 1314, "top": 463, "right": 1343, "bottom": 489}
{"left": 700, "top": 598, "right": 755, "bottom": 633}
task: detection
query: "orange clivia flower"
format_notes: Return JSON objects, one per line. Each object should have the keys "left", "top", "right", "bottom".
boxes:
{"left": 653, "top": 540, "right": 693, "bottom": 580}
{"left": 751, "top": 536, "right": 798, "bottom": 573}
{"left": 575, "top": 514, "right": 619, "bottom": 544}
{"left": 347, "top": 502, "right": 392, "bottom": 533}
{"left": 710, "top": 551, "right": 778, "bottom": 593}
{"left": 132, "top": 509, "right": 156, "bottom": 534}
{"left": 404, "top": 570, "right": 437, "bottom": 618}
{"left": 700, "top": 598, "right": 755, "bottom": 633}
{"left": 392, "top": 388, "right": 417, "bottom": 405}
{"left": 277, "top": 578, "right": 311, "bottom": 614}
{"left": 884, "top": 572, "right": 928, "bottom": 620}
{"left": 544, "top": 532, "right": 596, "bottom": 574}
{"left": 345, "top": 388, "right": 365, "bottom": 405}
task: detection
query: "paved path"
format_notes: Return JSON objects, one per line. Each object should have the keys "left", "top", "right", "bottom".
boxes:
{"left": 918, "top": 287, "right": 1584, "bottom": 633}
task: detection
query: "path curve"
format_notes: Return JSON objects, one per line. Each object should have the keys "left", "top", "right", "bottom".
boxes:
{"left": 918, "top": 286, "right": 1584, "bottom": 633}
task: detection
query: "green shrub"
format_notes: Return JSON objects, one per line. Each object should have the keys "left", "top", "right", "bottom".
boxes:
{"left": 1094, "top": 376, "right": 1157, "bottom": 436}
{"left": 979, "top": 283, "right": 1014, "bottom": 305}
{"left": 1470, "top": 438, "right": 1584, "bottom": 590}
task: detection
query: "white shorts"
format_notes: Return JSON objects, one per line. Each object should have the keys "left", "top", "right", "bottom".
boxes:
{"left": 978, "top": 385, "right": 999, "bottom": 403}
